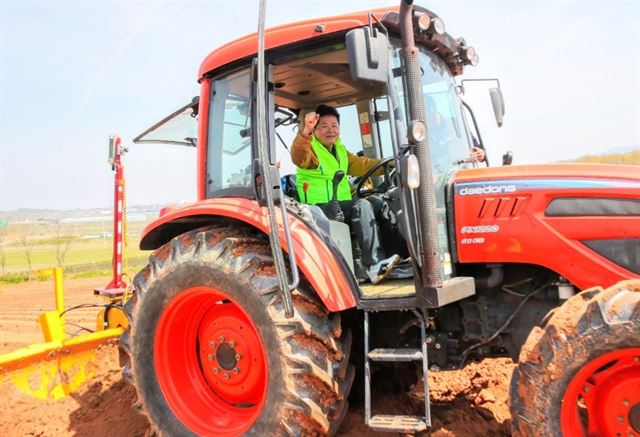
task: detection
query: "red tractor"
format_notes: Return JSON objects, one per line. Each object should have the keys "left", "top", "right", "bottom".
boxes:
{"left": 124, "top": 1, "right": 640, "bottom": 436}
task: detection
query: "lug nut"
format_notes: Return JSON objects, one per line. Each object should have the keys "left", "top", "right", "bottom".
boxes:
{"left": 219, "top": 336, "right": 225, "bottom": 343}
{"left": 229, "top": 340, "right": 236, "bottom": 348}
{"left": 213, "top": 367, "right": 220, "bottom": 374}
{"left": 235, "top": 353, "right": 243, "bottom": 361}
{"left": 617, "top": 416, "right": 624, "bottom": 424}
{"left": 223, "top": 372, "right": 230, "bottom": 380}
{"left": 583, "top": 386, "right": 590, "bottom": 393}
{"left": 209, "top": 341, "right": 217, "bottom": 348}
{"left": 623, "top": 399, "right": 630, "bottom": 407}
{"left": 435, "top": 343, "right": 441, "bottom": 350}
{"left": 233, "top": 367, "right": 239, "bottom": 374}
{"left": 208, "top": 354, "right": 214, "bottom": 361}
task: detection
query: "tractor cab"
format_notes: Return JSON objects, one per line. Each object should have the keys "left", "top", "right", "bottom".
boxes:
{"left": 134, "top": 6, "right": 501, "bottom": 300}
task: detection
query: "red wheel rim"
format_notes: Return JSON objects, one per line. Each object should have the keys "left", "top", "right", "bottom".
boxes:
{"left": 154, "top": 286, "right": 268, "bottom": 436}
{"left": 562, "top": 348, "right": 640, "bottom": 437}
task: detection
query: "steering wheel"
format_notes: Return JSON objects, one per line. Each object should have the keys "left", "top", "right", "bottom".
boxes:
{"left": 354, "top": 157, "right": 396, "bottom": 198}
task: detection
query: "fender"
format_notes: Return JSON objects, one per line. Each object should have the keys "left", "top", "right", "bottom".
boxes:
{"left": 139, "top": 197, "right": 357, "bottom": 312}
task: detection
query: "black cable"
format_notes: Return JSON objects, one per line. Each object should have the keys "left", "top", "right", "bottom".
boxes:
{"left": 59, "top": 303, "right": 107, "bottom": 316}
{"left": 501, "top": 276, "right": 534, "bottom": 297}
{"left": 65, "top": 322, "right": 95, "bottom": 337}
{"left": 102, "top": 302, "right": 125, "bottom": 329}
{"left": 459, "top": 281, "right": 550, "bottom": 367}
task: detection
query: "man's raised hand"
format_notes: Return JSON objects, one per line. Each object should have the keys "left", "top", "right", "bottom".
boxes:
{"left": 302, "top": 112, "right": 320, "bottom": 137}
{"left": 470, "top": 146, "right": 486, "bottom": 163}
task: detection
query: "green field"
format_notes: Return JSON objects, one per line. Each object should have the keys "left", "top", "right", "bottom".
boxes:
{"left": 2, "top": 241, "right": 148, "bottom": 272}
{"left": 0, "top": 219, "right": 151, "bottom": 282}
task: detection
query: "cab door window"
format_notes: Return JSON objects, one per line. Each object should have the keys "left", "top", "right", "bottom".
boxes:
{"left": 206, "top": 69, "right": 253, "bottom": 196}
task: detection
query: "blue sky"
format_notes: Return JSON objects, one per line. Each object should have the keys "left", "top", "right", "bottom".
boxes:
{"left": 1, "top": 0, "right": 638, "bottom": 211}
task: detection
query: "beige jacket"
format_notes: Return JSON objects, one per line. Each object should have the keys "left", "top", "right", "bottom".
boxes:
{"left": 290, "top": 132, "right": 384, "bottom": 177}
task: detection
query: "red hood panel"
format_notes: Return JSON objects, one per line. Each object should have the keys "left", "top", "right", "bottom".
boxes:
{"left": 454, "top": 163, "right": 639, "bottom": 183}
{"left": 452, "top": 164, "right": 639, "bottom": 290}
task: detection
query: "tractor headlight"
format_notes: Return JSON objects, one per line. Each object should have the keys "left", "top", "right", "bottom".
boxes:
{"left": 402, "top": 154, "right": 420, "bottom": 189}
{"left": 408, "top": 120, "right": 427, "bottom": 144}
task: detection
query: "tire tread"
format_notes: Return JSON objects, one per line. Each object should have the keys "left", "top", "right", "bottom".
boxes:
{"left": 119, "top": 224, "right": 353, "bottom": 436}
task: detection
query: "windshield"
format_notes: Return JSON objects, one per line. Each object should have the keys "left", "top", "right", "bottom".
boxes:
{"left": 421, "top": 53, "right": 473, "bottom": 176}
{"left": 387, "top": 40, "right": 473, "bottom": 179}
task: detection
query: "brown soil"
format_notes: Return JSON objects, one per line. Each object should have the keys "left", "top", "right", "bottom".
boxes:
{"left": 0, "top": 277, "right": 514, "bottom": 436}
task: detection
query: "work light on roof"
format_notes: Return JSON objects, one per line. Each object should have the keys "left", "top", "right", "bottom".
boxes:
{"left": 417, "top": 13, "right": 431, "bottom": 31}
{"left": 432, "top": 17, "right": 445, "bottom": 35}
{"left": 460, "top": 46, "right": 479, "bottom": 67}
{"left": 416, "top": 12, "right": 444, "bottom": 35}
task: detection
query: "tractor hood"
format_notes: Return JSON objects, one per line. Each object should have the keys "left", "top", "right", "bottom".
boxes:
{"left": 451, "top": 163, "right": 640, "bottom": 291}
{"left": 454, "top": 163, "right": 640, "bottom": 186}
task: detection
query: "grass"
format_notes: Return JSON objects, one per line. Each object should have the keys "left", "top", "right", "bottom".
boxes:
{"left": 0, "top": 258, "right": 150, "bottom": 286}
{"left": 0, "top": 219, "right": 152, "bottom": 285}
{"left": 2, "top": 242, "right": 148, "bottom": 273}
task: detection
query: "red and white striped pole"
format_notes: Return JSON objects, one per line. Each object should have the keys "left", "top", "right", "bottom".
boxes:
{"left": 104, "top": 135, "right": 127, "bottom": 293}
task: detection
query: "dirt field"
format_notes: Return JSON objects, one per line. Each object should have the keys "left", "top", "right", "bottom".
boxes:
{"left": 0, "top": 277, "right": 514, "bottom": 436}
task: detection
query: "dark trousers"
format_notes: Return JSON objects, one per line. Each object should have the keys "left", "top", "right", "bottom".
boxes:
{"left": 339, "top": 198, "right": 385, "bottom": 267}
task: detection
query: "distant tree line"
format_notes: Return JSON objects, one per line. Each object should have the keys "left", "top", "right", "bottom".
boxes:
{"left": 559, "top": 149, "right": 639, "bottom": 165}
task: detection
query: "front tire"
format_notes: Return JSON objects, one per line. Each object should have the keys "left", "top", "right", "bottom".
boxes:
{"left": 510, "top": 280, "right": 640, "bottom": 436}
{"left": 120, "top": 226, "right": 354, "bottom": 436}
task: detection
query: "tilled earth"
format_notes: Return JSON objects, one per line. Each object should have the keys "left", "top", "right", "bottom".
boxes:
{"left": 0, "top": 277, "right": 514, "bottom": 436}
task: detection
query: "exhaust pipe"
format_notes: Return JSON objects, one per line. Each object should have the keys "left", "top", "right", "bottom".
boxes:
{"left": 399, "top": 0, "right": 442, "bottom": 288}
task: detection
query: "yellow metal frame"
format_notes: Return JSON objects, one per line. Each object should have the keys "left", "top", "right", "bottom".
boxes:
{"left": 0, "top": 267, "right": 127, "bottom": 400}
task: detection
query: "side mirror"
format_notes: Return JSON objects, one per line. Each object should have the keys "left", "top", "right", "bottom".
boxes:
{"left": 346, "top": 27, "right": 389, "bottom": 83}
{"left": 489, "top": 87, "right": 505, "bottom": 127}
{"left": 502, "top": 151, "right": 513, "bottom": 166}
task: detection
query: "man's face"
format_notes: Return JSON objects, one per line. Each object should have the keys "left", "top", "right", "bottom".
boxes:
{"left": 314, "top": 115, "right": 340, "bottom": 147}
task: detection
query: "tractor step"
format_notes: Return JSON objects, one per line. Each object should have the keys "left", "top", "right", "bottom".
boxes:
{"left": 368, "top": 415, "right": 427, "bottom": 433}
{"left": 368, "top": 348, "right": 422, "bottom": 362}
{"left": 364, "top": 310, "right": 431, "bottom": 431}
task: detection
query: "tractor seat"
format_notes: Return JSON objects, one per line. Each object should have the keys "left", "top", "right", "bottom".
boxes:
{"left": 281, "top": 174, "right": 299, "bottom": 200}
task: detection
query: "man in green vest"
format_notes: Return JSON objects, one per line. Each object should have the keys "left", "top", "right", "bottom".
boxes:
{"left": 291, "top": 104, "right": 401, "bottom": 285}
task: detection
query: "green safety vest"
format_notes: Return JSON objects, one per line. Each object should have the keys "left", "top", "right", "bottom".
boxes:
{"left": 296, "top": 136, "right": 352, "bottom": 204}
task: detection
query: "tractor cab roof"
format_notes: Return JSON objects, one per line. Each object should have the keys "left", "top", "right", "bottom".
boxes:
{"left": 137, "top": 5, "right": 474, "bottom": 146}
{"left": 198, "top": 5, "right": 469, "bottom": 81}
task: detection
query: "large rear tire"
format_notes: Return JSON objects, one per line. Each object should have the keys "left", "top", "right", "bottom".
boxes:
{"left": 510, "top": 279, "right": 640, "bottom": 436}
{"left": 119, "top": 225, "right": 354, "bottom": 436}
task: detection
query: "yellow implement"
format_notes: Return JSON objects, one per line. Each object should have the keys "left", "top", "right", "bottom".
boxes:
{"left": 0, "top": 268, "right": 127, "bottom": 400}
